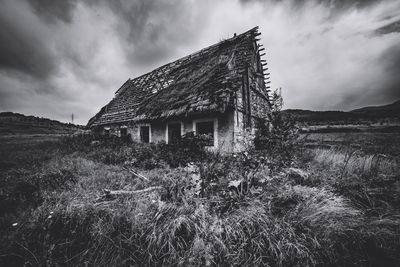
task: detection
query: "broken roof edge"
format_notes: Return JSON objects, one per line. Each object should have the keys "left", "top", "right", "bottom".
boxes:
{"left": 87, "top": 78, "right": 134, "bottom": 127}
{"left": 89, "top": 106, "right": 233, "bottom": 127}
{"left": 114, "top": 78, "right": 132, "bottom": 96}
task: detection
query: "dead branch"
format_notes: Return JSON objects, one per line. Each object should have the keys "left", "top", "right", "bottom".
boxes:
{"left": 94, "top": 199, "right": 117, "bottom": 207}
{"left": 123, "top": 166, "right": 150, "bottom": 182}
{"left": 95, "top": 186, "right": 163, "bottom": 202}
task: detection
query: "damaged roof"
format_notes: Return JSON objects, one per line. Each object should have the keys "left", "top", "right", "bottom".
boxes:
{"left": 88, "top": 26, "right": 265, "bottom": 127}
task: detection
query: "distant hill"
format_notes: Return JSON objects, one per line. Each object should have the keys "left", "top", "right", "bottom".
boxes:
{"left": 284, "top": 100, "right": 400, "bottom": 125}
{"left": 0, "top": 112, "right": 85, "bottom": 135}
{"left": 351, "top": 100, "right": 400, "bottom": 118}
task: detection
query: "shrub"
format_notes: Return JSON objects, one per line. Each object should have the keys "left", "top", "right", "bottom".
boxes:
{"left": 254, "top": 89, "right": 301, "bottom": 167}
{"left": 58, "top": 133, "right": 210, "bottom": 169}
{"left": 155, "top": 133, "right": 209, "bottom": 168}
{"left": 254, "top": 113, "right": 300, "bottom": 166}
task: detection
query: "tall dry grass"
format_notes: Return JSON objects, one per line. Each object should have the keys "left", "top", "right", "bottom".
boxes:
{"left": 1, "top": 135, "right": 400, "bottom": 266}
{"left": 312, "top": 148, "right": 397, "bottom": 176}
{"left": 3, "top": 152, "right": 382, "bottom": 266}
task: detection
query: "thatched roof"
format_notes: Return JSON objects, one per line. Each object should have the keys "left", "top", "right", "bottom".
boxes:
{"left": 88, "top": 27, "right": 266, "bottom": 127}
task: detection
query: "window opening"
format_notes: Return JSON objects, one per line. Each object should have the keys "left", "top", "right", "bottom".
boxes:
{"left": 196, "top": 121, "right": 214, "bottom": 146}
{"left": 168, "top": 123, "right": 181, "bottom": 144}
{"left": 140, "top": 126, "right": 150, "bottom": 143}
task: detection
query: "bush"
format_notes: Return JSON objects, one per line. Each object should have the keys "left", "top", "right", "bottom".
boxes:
{"left": 254, "top": 89, "right": 301, "bottom": 167}
{"left": 154, "top": 133, "right": 209, "bottom": 168}
{"left": 58, "top": 133, "right": 210, "bottom": 169}
{"left": 254, "top": 112, "right": 300, "bottom": 166}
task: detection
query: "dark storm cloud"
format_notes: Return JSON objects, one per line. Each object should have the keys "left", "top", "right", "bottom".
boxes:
{"left": 376, "top": 19, "right": 400, "bottom": 34}
{"left": 1, "top": 0, "right": 192, "bottom": 78}
{"left": 331, "top": 41, "right": 400, "bottom": 110}
{"left": 382, "top": 44, "right": 400, "bottom": 76}
{"left": 89, "top": 0, "right": 203, "bottom": 67}
{"left": 28, "top": 0, "right": 78, "bottom": 23}
{"left": 100, "top": 0, "right": 162, "bottom": 41}
{"left": 337, "top": 15, "right": 400, "bottom": 109}
{"left": 0, "top": 1, "right": 57, "bottom": 79}
{"left": 319, "top": 0, "right": 390, "bottom": 9}
{"left": 380, "top": 44, "right": 400, "bottom": 99}
{"left": 240, "top": 0, "right": 386, "bottom": 7}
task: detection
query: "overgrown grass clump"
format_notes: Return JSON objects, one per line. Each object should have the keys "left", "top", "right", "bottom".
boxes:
{"left": 2, "top": 173, "right": 363, "bottom": 266}
{"left": 1, "top": 134, "right": 400, "bottom": 266}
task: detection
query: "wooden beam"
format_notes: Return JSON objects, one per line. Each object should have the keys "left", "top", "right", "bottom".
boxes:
{"left": 258, "top": 48, "right": 265, "bottom": 52}
{"left": 250, "top": 86, "right": 270, "bottom": 102}
{"left": 259, "top": 53, "right": 266, "bottom": 57}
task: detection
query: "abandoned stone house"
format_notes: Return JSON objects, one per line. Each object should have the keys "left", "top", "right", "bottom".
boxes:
{"left": 87, "top": 27, "right": 271, "bottom": 152}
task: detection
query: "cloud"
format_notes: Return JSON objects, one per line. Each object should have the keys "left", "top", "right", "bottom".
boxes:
{"left": 28, "top": 0, "right": 78, "bottom": 23}
{"left": 379, "top": 43, "right": 400, "bottom": 100}
{"left": 0, "top": 0, "right": 399, "bottom": 124}
{"left": 93, "top": 0, "right": 209, "bottom": 68}
{"left": 0, "top": 0, "right": 58, "bottom": 79}
{"left": 376, "top": 19, "right": 400, "bottom": 34}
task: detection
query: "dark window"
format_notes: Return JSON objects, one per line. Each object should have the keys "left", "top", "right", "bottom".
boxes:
{"left": 140, "top": 126, "right": 150, "bottom": 143}
{"left": 168, "top": 123, "right": 181, "bottom": 144}
{"left": 104, "top": 128, "right": 110, "bottom": 137}
{"left": 196, "top": 121, "right": 214, "bottom": 146}
{"left": 120, "top": 127, "right": 127, "bottom": 136}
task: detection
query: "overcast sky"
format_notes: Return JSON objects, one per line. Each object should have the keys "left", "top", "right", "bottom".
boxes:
{"left": 0, "top": 0, "right": 399, "bottom": 124}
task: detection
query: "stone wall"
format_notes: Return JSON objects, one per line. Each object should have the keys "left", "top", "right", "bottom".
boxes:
{"left": 233, "top": 109, "right": 255, "bottom": 152}
{"left": 216, "top": 111, "right": 235, "bottom": 152}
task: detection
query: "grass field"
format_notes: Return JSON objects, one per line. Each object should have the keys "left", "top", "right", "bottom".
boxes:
{"left": 302, "top": 131, "right": 400, "bottom": 156}
{"left": 0, "top": 132, "right": 399, "bottom": 266}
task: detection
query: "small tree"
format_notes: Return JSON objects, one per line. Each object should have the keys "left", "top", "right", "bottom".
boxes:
{"left": 254, "top": 88, "right": 299, "bottom": 166}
